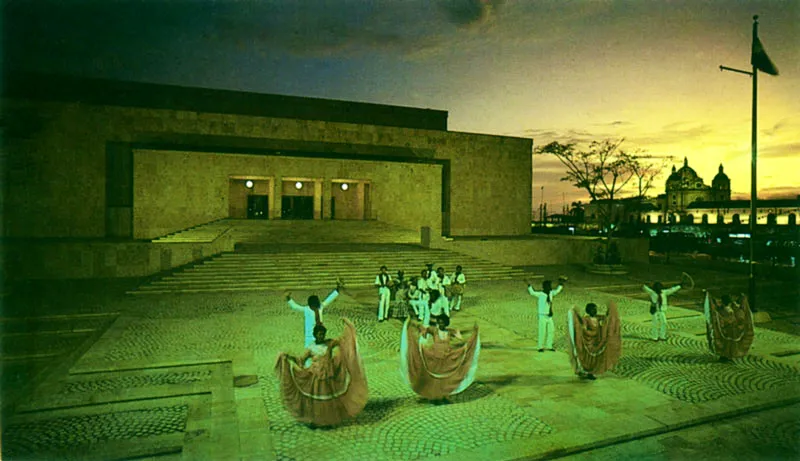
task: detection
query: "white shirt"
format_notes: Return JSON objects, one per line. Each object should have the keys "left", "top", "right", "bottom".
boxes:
{"left": 407, "top": 288, "right": 422, "bottom": 301}
{"left": 643, "top": 285, "right": 681, "bottom": 312}
{"left": 451, "top": 272, "right": 466, "bottom": 285}
{"left": 440, "top": 275, "right": 452, "bottom": 288}
{"left": 429, "top": 295, "right": 450, "bottom": 317}
{"left": 427, "top": 273, "right": 442, "bottom": 293}
{"left": 528, "top": 284, "right": 563, "bottom": 316}
{"left": 375, "top": 273, "right": 392, "bottom": 291}
{"left": 417, "top": 278, "right": 428, "bottom": 292}
{"left": 288, "top": 290, "right": 339, "bottom": 347}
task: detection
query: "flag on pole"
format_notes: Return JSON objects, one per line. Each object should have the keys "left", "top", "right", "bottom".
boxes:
{"left": 751, "top": 36, "right": 779, "bottom": 76}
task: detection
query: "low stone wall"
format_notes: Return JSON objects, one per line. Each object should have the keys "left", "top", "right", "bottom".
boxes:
{"left": 2, "top": 233, "right": 235, "bottom": 280}
{"left": 430, "top": 235, "right": 649, "bottom": 266}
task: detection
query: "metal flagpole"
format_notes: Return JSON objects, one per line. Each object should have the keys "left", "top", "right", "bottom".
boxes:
{"left": 719, "top": 14, "right": 779, "bottom": 313}
{"left": 749, "top": 16, "right": 759, "bottom": 312}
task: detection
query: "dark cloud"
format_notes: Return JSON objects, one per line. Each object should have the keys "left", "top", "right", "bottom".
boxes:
{"left": 762, "top": 118, "right": 796, "bottom": 138}
{"left": 758, "top": 142, "right": 800, "bottom": 159}
{"left": 627, "top": 123, "right": 714, "bottom": 147}
{"left": 758, "top": 187, "right": 800, "bottom": 199}
{"left": 440, "top": 0, "right": 504, "bottom": 27}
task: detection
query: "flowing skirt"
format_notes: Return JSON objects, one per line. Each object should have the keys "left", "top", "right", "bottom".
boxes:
{"left": 399, "top": 318, "right": 480, "bottom": 400}
{"left": 274, "top": 319, "right": 368, "bottom": 426}
{"left": 704, "top": 293, "right": 754, "bottom": 359}
{"left": 567, "top": 302, "right": 622, "bottom": 375}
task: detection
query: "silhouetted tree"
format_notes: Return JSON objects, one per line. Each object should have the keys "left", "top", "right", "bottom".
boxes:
{"left": 535, "top": 139, "right": 638, "bottom": 263}
{"left": 630, "top": 154, "right": 670, "bottom": 227}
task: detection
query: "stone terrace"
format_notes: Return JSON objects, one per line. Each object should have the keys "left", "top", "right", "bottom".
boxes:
{"left": 1, "top": 264, "right": 798, "bottom": 460}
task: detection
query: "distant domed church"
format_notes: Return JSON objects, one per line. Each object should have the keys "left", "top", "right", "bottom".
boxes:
{"left": 663, "top": 157, "right": 731, "bottom": 213}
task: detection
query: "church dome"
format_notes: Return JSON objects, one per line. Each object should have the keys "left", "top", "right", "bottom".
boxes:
{"left": 666, "top": 157, "right": 704, "bottom": 190}
{"left": 675, "top": 157, "right": 700, "bottom": 180}
{"left": 712, "top": 164, "right": 730, "bottom": 188}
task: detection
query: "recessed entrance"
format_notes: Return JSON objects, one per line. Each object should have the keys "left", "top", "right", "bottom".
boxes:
{"left": 247, "top": 195, "right": 269, "bottom": 219}
{"left": 229, "top": 177, "right": 272, "bottom": 219}
{"left": 282, "top": 196, "right": 314, "bottom": 220}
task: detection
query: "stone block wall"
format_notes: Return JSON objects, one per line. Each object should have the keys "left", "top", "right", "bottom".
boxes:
{"left": 4, "top": 97, "right": 532, "bottom": 239}
{"left": 432, "top": 236, "right": 650, "bottom": 266}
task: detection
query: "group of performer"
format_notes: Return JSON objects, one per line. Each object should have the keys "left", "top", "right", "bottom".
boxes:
{"left": 277, "top": 278, "right": 479, "bottom": 427}
{"left": 274, "top": 272, "right": 756, "bottom": 427}
{"left": 375, "top": 263, "right": 466, "bottom": 324}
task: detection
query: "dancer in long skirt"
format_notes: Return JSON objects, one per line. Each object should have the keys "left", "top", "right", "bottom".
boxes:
{"left": 566, "top": 301, "right": 622, "bottom": 380}
{"left": 274, "top": 319, "right": 368, "bottom": 427}
{"left": 400, "top": 315, "right": 480, "bottom": 401}
{"left": 703, "top": 291, "right": 755, "bottom": 362}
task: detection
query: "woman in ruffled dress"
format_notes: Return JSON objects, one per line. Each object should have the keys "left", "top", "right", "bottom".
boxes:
{"left": 274, "top": 318, "right": 368, "bottom": 427}
{"left": 566, "top": 301, "right": 622, "bottom": 380}
{"left": 703, "top": 291, "right": 754, "bottom": 362}
{"left": 400, "top": 314, "right": 480, "bottom": 401}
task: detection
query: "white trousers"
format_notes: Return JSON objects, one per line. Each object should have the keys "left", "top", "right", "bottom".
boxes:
{"left": 538, "top": 315, "right": 554, "bottom": 349}
{"left": 409, "top": 299, "right": 427, "bottom": 319}
{"left": 451, "top": 294, "right": 463, "bottom": 311}
{"left": 378, "top": 287, "right": 391, "bottom": 320}
{"left": 651, "top": 311, "right": 667, "bottom": 340}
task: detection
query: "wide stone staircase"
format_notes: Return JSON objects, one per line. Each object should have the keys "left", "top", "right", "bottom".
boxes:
{"left": 151, "top": 219, "right": 419, "bottom": 244}
{"left": 129, "top": 244, "right": 527, "bottom": 294}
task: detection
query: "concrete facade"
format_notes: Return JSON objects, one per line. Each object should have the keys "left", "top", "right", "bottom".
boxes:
{"left": 3, "top": 74, "right": 533, "bottom": 242}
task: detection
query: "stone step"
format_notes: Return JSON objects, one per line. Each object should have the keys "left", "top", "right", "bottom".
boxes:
{"left": 129, "top": 274, "right": 528, "bottom": 294}
{"left": 154, "top": 271, "right": 525, "bottom": 285}
{"left": 177, "top": 258, "right": 513, "bottom": 270}
{"left": 165, "top": 267, "right": 522, "bottom": 279}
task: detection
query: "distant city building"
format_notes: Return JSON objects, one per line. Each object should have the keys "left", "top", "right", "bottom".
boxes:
{"left": 662, "top": 158, "right": 731, "bottom": 212}
{"left": 582, "top": 157, "right": 798, "bottom": 227}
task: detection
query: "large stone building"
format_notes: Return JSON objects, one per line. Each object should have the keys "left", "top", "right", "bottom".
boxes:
{"left": 3, "top": 73, "right": 544, "bottom": 277}
{"left": 3, "top": 73, "right": 532, "bottom": 241}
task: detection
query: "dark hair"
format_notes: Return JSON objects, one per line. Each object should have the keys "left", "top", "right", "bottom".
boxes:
{"left": 429, "top": 289, "right": 441, "bottom": 303}
{"left": 308, "top": 295, "right": 321, "bottom": 309}
{"left": 456, "top": 265, "right": 462, "bottom": 271}
{"left": 585, "top": 303, "right": 598, "bottom": 317}
{"left": 437, "top": 267, "right": 444, "bottom": 272}
{"left": 437, "top": 314, "right": 450, "bottom": 329}
{"left": 721, "top": 294, "right": 732, "bottom": 306}
{"left": 543, "top": 280, "right": 553, "bottom": 292}
{"left": 313, "top": 323, "right": 327, "bottom": 338}
{"left": 380, "top": 265, "right": 387, "bottom": 271}
{"left": 653, "top": 282, "right": 663, "bottom": 293}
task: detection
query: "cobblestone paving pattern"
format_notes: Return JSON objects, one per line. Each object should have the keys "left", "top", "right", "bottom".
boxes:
{"left": 611, "top": 319, "right": 800, "bottom": 403}
{"left": 2, "top": 404, "right": 188, "bottom": 458}
{"left": 63, "top": 283, "right": 799, "bottom": 460}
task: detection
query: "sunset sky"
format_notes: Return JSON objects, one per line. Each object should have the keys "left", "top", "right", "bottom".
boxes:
{"left": 6, "top": 0, "right": 799, "bottom": 211}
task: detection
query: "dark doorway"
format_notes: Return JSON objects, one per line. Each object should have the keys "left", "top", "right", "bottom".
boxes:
{"left": 247, "top": 195, "right": 269, "bottom": 219}
{"left": 282, "top": 196, "right": 314, "bottom": 219}
{"left": 330, "top": 197, "right": 336, "bottom": 220}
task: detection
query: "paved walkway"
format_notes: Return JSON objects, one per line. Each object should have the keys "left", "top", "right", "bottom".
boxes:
{"left": 1, "top": 265, "right": 798, "bottom": 460}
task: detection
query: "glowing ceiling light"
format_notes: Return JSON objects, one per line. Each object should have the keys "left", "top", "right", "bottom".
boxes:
{"left": 341, "top": 183, "right": 349, "bottom": 191}
{"left": 245, "top": 180, "right": 254, "bottom": 189}
{"left": 295, "top": 181, "right": 303, "bottom": 190}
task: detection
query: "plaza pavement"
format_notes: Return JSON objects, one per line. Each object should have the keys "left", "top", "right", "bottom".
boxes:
{"left": 1, "top": 263, "right": 798, "bottom": 460}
